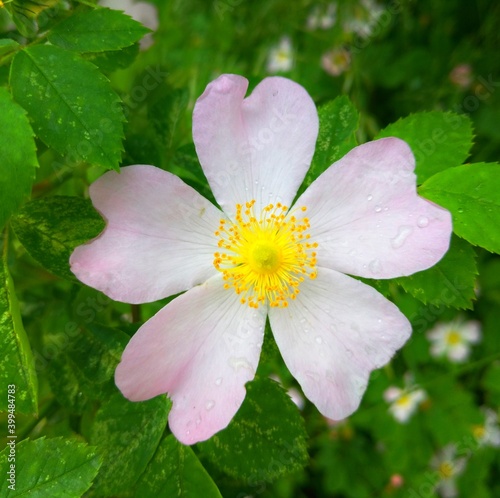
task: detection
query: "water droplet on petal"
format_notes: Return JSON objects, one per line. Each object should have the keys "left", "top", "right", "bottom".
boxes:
{"left": 196, "top": 417, "right": 201, "bottom": 425}
{"left": 205, "top": 400, "right": 215, "bottom": 411}
{"left": 417, "top": 216, "right": 429, "bottom": 228}
{"left": 215, "top": 377, "right": 223, "bottom": 386}
{"left": 367, "top": 195, "right": 373, "bottom": 201}
{"left": 391, "top": 225, "right": 413, "bottom": 249}
{"left": 315, "top": 336, "right": 323, "bottom": 344}
{"left": 374, "top": 205, "right": 382, "bottom": 213}
{"left": 186, "top": 430, "right": 191, "bottom": 435}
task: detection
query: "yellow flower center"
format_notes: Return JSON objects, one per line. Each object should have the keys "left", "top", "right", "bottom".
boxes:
{"left": 438, "top": 462, "right": 454, "bottom": 479}
{"left": 472, "top": 424, "right": 486, "bottom": 439}
{"left": 446, "top": 330, "right": 462, "bottom": 345}
{"left": 395, "top": 394, "right": 411, "bottom": 407}
{"left": 213, "top": 200, "right": 318, "bottom": 308}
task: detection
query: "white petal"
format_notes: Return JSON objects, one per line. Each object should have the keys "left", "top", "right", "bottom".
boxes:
{"left": 269, "top": 267, "right": 411, "bottom": 420}
{"left": 296, "top": 138, "right": 452, "bottom": 279}
{"left": 193, "top": 74, "right": 318, "bottom": 219}
{"left": 115, "top": 274, "right": 267, "bottom": 445}
{"left": 70, "top": 165, "right": 221, "bottom": 304}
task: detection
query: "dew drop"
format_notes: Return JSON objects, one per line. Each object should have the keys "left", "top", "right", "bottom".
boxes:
{"left": 196, "top": 417, "right": 201, "bottom": 425}
{"left": 205, "top": 400, "right": 215, "bottom": 411}
{"left": 391, "top": 225, "right": 413, "bottom": 249}
{"left": 315, "top": 336, "right": 323, "bottom": 344}
{"left": 374, "top": 205, "right": 382, "bottom": 213}
{"left": 367, "top": 195, "right": 373, "bottom": 201}
{"left": 215, "top": 377, "right": 223, "bottom": 386}
{"left": 417, "top": 216, "right": 429, "bottom": 228}
{"left": 186, "top": 430, "right": 191, "bottom": 435}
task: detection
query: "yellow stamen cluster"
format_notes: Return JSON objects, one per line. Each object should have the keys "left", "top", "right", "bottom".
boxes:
{"left": 213, "top": 200, "right": 318, "bottom": 308}
{"left": 446, "top": 330, "right": 462, "bottom": 346}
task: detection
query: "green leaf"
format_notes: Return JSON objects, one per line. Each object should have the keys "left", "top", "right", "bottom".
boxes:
{"left": 83, "top": 43, "right": 140, "bottom": 73}
{"left": 0, "top": 39, "right": 20, "bottom": 57}
{"left": 0, "top": 437, "right": 101, "bottom": 497}
{"left": 4, "top": 0, "right": 58, "bottom": 37}
{"left": 301, "top": 95, "right": 359, "bottom": 191}
{"left": 10, "top": 44, "right": 124, "bottom": 171}
{"left": 419, "top": 162, "right": 500, "bottom": 254}
{"left": 48, "top": 8, "right": 150, "bottom": 52}
{"left": 198, "top": 378, "right": 308, "bottom": 482}
{"left": 46, "top": 323, "right": 129, "bottom": 411}
{"left": 0, "top": 87, "right": 38, "bottom": 229}
{"left": 89, "top": 393, "right": 171, "bottom": 496}
{"left": 0, "top": 252, "right": 38, "bottom": 415}
{"left": 11, "top": 196, "right": 105, "bottom": 280}
{"left": 395, "top": 235, "right": 477, "bottom": 309}
{"left": 134, "top": 435, "right": 222, "bottom": 498}
{"left": 375, "top": 111, "right": 474, "bottom": 183}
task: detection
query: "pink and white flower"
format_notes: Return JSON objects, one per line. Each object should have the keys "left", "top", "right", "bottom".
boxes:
{"left": 70, "top": 74, "right": 452, "bottom": 444}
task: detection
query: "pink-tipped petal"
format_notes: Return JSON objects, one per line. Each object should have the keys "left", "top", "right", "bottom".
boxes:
{"left": 296, "top": 138, "right": 452, "bottom": 279}
{"left": 269, "top": 267, "right": 411, "bottom": 420}
{"left": 193, "top": 74, "right": 318, "bottom": 219}
{"left": 70, "top": 165, "right": 221, "bottom": 304}
{"left": 115, "top": 274, "right": 267, "bottom": 445}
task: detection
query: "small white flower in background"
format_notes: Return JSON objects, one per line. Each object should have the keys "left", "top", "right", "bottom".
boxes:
{"left": 343, "top": 0, "right": 384, "bottom": 40}
{"left": 473, "top": 407, "right": 500, "bottom": 448}
{"left": 100, "top": 0, "right": 159, "bottom": 49}
{"left": 431, "top": 444, "right": 467, "bottom": 498}
{"left": 383, "top": 384, "right": 427, "bottom": 423}
{"left": 321, "top": 47, "right": 351, "bottom": 77}
{"left": 427, "top": 319, "right": 481, "bottom": 363}
{"left": 306, "top": 3, "right": 337, "bottom": 30}
{"left": 266, "top": 36, "right": 294, "bottom": 73}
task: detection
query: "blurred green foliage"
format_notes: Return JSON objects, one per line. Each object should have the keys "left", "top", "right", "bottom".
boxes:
{"left": 0, "top": 0, "right": 499, "bottom": 497}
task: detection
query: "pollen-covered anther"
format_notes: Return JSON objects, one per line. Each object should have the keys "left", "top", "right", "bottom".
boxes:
{"left": 213, "top": 200, "right": 318, "bottom": 308}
